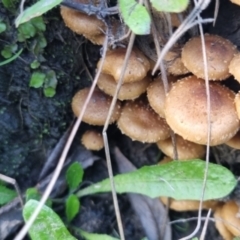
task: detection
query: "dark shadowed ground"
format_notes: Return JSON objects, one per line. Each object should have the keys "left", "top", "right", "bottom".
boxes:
{"left": 1, "top": 0, "right": 240, "bottom": 239}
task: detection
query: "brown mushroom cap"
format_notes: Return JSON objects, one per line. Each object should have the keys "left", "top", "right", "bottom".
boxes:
{"left": 214, "top": 205, "right": 234, "bottom": 240}
{"left": 147, "top": 75, "right": 176, "bottom": 118}
{"left": 71, "top": 87, "right": 121, "bottom": 125}
{"left": 97, "top": 48, "right": 150, "bottom": 83}
{"left": 182, "top": 34, "right": 237, "bottom": 80}
{"left": 157, "top": 135, "right": 206, "bottom": 160}
{"left": 164, "top": 50, "right": 189, "bottom": 76}
{"left": 229, "top": 53, "right": 240, "bottom": 83}
{"left": 220, "top": 201, "right": 240, "bottom": 237}
{"left": 165, "top": 76, "right": 239, "bottom": 145}
{"left": 81, "top": 130, "right": 104, "bottom": 151}
{"left": 60, "top": 0, "right": 106, "bottom": 45}
{"left": 97, "top": 73, "right": 151, "bottom": 100}
{"left": 117, "top": 98, "right": 170, "bottom": 143}
{"left": 235, "top": 92, "right": 240, "bottom": 120}
{"left": 225, "top": 130, "right": 240, "bottom": 149}
{"left": 160, "top": 197, "right": 219, "bottom": 211}
{"left": 230, "top": 0, "right": 240, "bottom": 6}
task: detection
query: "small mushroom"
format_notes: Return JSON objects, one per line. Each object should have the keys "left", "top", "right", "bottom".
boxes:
{"left": 165, "top": 75, "right": 239, "bottom": 145}
{"left": 147, "top": 75, "right": 176, "bottom": 118}
{"left": 234, "top": 92, "right": 240, "bottom": 120}
{"left": 164, "top": 49, "right": 189, "bottom": 76}
{"left": 214, "top": 205, "right": 234, "bottom": 240}
{"left": 97, "top": 48, "right": 150, "bottom": 83}
{"left": 225, "top": 130, "right": 240, "bottom": 149}
{"left": 229, "top": 53, "right": 240, "bottom": 83}
{"left": 182, "top": 34, "right": 237, "bottom": 80}
{"left": 117, "top": 97, "right": 170, "bottom": 143}
{"left": 160, "top": 197, "right": 219, "bottom": 211}
{"left": 71, "top": 87, "right": 121, "bottom": 125}
{"left": 230, "top": 0, "right": 240, "bottom": 6}
{"left": 60, "top": 0, "right": 106, "bottom": 45}
{"left": 219, "top": 201, "right": 240, "bottom": 237}
{"left": 81, "top": 130, "right": 104, "bottom": 151}
{"left": 97, "top": 73, "right": 151, "bottom": 100}
{"left": 157, "top": 135, "right": 206, "bottom": 160}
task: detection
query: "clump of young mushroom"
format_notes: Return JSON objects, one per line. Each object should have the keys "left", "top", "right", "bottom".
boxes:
{"left": 62, "top": 7, "right": 240, "bottom": 237}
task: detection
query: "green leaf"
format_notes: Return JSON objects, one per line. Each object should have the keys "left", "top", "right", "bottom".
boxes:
{"left": 118, "top": 0, "right": 150, "bottom": 35}
{"left": 23, "top": 200, "right": 77, "bottom": 240}
{"left": 30, "top": 60, "right": 41, "bottom": 69}
{"left": 77, "top": 160, "right": 237, "bottom": 200}
{"left": 0, "top": 22, "right": 7, "bottom": 33}
{"left": 29, "top": 72, "right": 46, "bottom": 88}
{"left": 2, "top": 0, "right": 18, "bottom": 11}
{"left": 80, "top": 230, "right": 120, "bottom": 240}
{"left": 66, "top": 162, "right": 84, "bottom": 191}
{"left": 31, "top": 16, "right": 46, "bottom": 32}
{"left": 0, "top": 184, "right": 17, "bottom": 205}
{"left": 65, "top": 194, "right": 80, "bottom": 222}
{"left": 44, "top": 87, "right": 56, "bottom": 97}
{"left": 0, "top": 48, "right": 23, "bottom": 66}
{"left": 15, "top": 0, "right": 63, "bottom": 27}
{"left": 150, "top": 0, "right": 189, "bottom": 12}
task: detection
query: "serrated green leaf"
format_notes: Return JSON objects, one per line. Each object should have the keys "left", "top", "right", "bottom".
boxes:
{"left": 15, "top": 0, "right": 63, "bottom": 27}
{"left": 66, "top": 162, "right": 84, "bottom": 191}
{"left": 23, "top": 200, "right": 77, "bottom": 240}
{"left": 66, "top": 194, "right": 80, "bottom": 222}
{"left": 119, "top": 0, "right": 150, "bottom": 35}
{"left": 80, "top": 230, "right": 120, "bottom": 240}
{"left": 0, "top": 185, "right": 17, "bottom": 205}
{"left": 150, "top": 0, "right": 189, "bottom": 12}
{"left": 77, "top": 160, "right": 237, "bottom": 200}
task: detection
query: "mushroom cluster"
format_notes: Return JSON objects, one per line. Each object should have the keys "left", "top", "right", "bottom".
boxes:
{"left": 61, "top": 3, "right": 240, "bottom": 237}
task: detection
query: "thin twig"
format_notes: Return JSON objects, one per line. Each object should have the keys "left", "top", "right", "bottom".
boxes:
{"left": 179, "top": 0, "right": 211, "bottom": 239}
{"left": 102, "top": 31, "right": 136, "bottom": 240}
{"left": 14, "top": 34, "right": 109, "bottom": 240}
{"left": 152, "top": 0, "right": 212, "bottom": 74}
{"left": 199, "top": 209, "right": 211, "bottom": 240}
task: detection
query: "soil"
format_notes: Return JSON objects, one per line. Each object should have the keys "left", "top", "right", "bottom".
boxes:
{"left": 1, "top": 0, "right": 240, "bottom": 240}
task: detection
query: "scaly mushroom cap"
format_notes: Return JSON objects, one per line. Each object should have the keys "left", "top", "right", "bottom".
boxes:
{"left": 160, "top": 197, "right": 219, "bottom": 211}
{"left": 157, "top": 135, "right": 206, "bottom": 160}
{"left": 165, "top": 76, "right": 239, "bottom": 145}
{"left": 182, "top": 34, "right": 237, "bottom": 80}
{"left": 60, "top": 0, "right": 106, "bottom": 45}
{"left": 81, "top": 130, "right": 104, "bottom": 151}
{"left": 72, "top": 87, "right": 121, "bottom": 125}
{"left": 98, "top": 48, "right": 150, "bottom": 83}
{"left": 229, "top": 53, "right": 240, "bottom": 83}
{"left": 220, "top": 201, "right": 240, "bottom": 237}
{"left": 147, "top": 75, "right": 176, "bottom": 118}
{"left": 97, "top": 73, "right": 151, "bottom": 100}
{"left": 214, "top": 205, "right": 234, "bottom": 240}
{"left": 117, "top": 97, "right": 170, "bottom": 143}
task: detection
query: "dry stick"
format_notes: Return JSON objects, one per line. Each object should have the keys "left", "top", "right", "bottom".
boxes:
{"left": 199, "top": 209, "right": 211, "bottom": 240}
{"left": 171, "top": 215, "right": 240, "bottom": 234}
{"left": 213, "top": 0, "right": 220, "bottom": 26}
{"left": 14, "top": 36, "right": 109, "bottom": 240}
{"left": 152, "top": 0, "right": 211, "bottom": 75}
{"left": 0, "top": 174, "right": 23, "bottom": 207}
{"left": 102, "top": 32, "right": 136, "bottom": 240}
{"left": 179, "top": 1, "right": 212, "bottom": 239}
